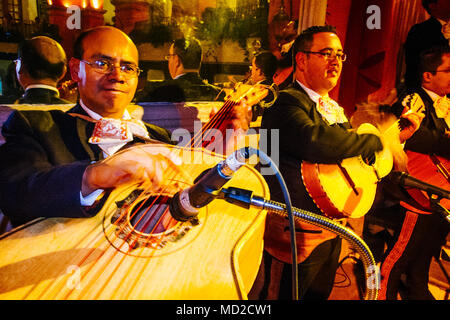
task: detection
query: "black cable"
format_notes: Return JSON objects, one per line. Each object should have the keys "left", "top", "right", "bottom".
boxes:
{"left": 247, "top": 147, "right": 299, "bottom": 300}
{"left": 334, "top": 254, "right": 358, "bottom": 288}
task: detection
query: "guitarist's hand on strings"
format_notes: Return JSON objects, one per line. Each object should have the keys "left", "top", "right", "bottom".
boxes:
{"left": 81, "top": 146, "right": 185, "bottom": 197}
{"left": 208, "top": 99, "right": 253, "bottom": 156}
{"left": 208, "top": 101, "right": 252, "bottom": 132}
{"left": 374, "top": 117, "right": 408, "bottom": 171}
{"left": 227, "top": 98, "right": 253, "bottom": 132}
{"left": 208, "top": 83, "right": 266, "bottom": 155}
{"left": 398, "top": 105, "right": 425, "bottom": 143}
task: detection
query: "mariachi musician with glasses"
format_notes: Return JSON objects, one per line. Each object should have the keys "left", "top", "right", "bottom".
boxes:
{"left": 0, "top": 26, "right": 251, "bottom": 228}
{"left": 249, "top": 25, "right": 420, "bottom": 301}
{"left": 373, "top": 45, "right": 450, "bottom": 300}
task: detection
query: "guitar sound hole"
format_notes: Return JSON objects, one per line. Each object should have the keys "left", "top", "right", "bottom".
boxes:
{"left": 106, "top": 190, "right": 202, "bottom": 255}
{"left": 129, "top": 196, "right": 178, "bottom": 234}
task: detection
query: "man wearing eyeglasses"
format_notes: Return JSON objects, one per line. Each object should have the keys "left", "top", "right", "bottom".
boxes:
{"left": 0, "top": 26, "right": 252, "bottom": 228}
{"left": 365, "top": 45, "right": 450, "bottom": 300}
{"left": 0, "top": 27, "right": 191, "bottom": 227}
{"left": 249, "top": 26, "right": 409, "bottom": 300}
{"left": 136, "top": 37, "right": 224, "bottom": 102}
{"left": 403, "top": 0, "right": 449, "bottom": 93}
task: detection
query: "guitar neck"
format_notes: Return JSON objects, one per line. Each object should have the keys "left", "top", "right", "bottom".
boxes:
{"left": 190, "top": 84, "right": 268, "bottom": 150}
{"left": 380, "top": 118, "right": 401, "bottom": 142}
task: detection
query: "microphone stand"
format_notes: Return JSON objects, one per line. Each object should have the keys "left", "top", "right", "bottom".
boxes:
{"left": 217, "top": 187, "right": 380, "bottom": 301}
{"left": 428, "top": 192, "right": 450, "bottom": 224}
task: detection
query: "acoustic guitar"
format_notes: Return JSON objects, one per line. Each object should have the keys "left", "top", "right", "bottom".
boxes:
{"left": 403, "top": 150, "right": 450, "bottom": 213}
{"left": 301, "top": 93, "right": 425, "bottom": 219}
{"left": 301, "top": 123, "right": 394, "bottom": 219}
{"left": 0, "top": 85, "right": 272, "bottom": 300}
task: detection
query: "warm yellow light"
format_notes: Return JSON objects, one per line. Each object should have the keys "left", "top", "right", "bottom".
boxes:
{"left": 81, "top": 0, "right": 87, "bottom": 8}
{"left": 62, "top": 0, "right": 71, "bottom": 7}
{"left": 47, "top": 0, "right": 52, "bottom": 5}
{"left": 90, "top": 0, "right": 102, "bottom": 9}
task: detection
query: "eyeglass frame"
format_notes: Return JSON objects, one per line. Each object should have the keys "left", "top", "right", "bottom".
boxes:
{"left": 302, "top": 50, "right": 347, "bottom": 62}
{"left": 78, "top": 58, "right": 142, "bottom": 79}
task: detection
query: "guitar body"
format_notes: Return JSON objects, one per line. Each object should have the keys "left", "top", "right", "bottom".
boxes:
{"left": 0, "top": 144, "right": 269, "bottom": 299}
{"left": 404, "top": 150, "right": 450, "bottom": 212}
{"left": 302, "top": 123, "right": 393, "bottom": 219}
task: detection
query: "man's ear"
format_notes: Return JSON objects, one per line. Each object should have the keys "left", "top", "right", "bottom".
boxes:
{"left": 69, "top": 57, "right": 81, "bottom": 82}
{"left": 422, "top": 71, "right": 433, "bottom": 85}
{"left": 295, "top": 52, "right": 306, "bottom": 71}
{"left": 174, "top": 55, "right": 183, "bottom": 69}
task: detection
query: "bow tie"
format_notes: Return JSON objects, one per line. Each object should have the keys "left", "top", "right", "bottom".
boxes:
{"left": 317, "top": 96, "right": 348, "bottom": 125}
{"left": 89, "top": 117, "right": 150, "bottom": 145}
{"left": 89, "top": 117, "right": 150, "bottom": 157}
{"left": 434, "top": 96, "right": 450, "bottom": 128}
{"left": 69, "top": 112, "right": 151, "bottom": 157}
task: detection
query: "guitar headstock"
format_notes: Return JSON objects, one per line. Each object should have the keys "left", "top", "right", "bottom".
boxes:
{"left": 399, "top": 93, "right": 425, "bottom": 131}
{"left": 226, "top": 82, "right": 269, "bottom": 108}
{"left": 402, "top": 93, "right": 425, "bottom": 114}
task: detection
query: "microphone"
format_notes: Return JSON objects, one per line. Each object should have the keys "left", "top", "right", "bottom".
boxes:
{"left": 390, "top": 171, "right": 450, "bottom": 200}
{"left": 169, "top": 147, "right": 252, "bottom": 221}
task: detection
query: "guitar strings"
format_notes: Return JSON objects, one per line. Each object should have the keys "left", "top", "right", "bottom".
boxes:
{"left": 55, "top": 173, "right": 179, "bottom": 299}
{"left": 36, "top": 84, "right": 261, "bottom": 299}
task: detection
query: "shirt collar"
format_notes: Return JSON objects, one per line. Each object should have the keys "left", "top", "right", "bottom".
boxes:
{"left": 422, "top": 87, "right": 446, "bottom": 102}
{"left": 79, "top": 99, "right": 131, "bottom": 120}
{"left": 173, "top": 73, "right": 186, "bottom": 80}
{"left": 25, "top": 84, "right": 60, "bottom": 96}
{"left": 296, "top": 80, "right": 329, "bottom": 103}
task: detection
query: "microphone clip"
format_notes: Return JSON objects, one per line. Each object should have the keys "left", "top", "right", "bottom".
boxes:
{"left": 428, "top": 193, "right": 450, "bottom": 224}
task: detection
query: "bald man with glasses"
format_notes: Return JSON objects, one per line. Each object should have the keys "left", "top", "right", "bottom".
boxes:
{"left": 0, "top": 27, "right": 251, "bottom": 229}
{"left": 0, "top": 27, "right": 180, "bottom": 227}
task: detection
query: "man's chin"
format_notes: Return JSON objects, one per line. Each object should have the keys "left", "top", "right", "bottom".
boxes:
{"left": 98, "top": 98, "right": 130, "bottom": 117}
{"left": 325, "top": 79, "right": 339, "bottom": 91}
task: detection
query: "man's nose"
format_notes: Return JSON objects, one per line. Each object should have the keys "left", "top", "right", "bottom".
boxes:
{"left": 107, "top": 66, "right": 126, "bottom": 81}
{"left": 328, "top": 56, "right": 340, "bottom": 66}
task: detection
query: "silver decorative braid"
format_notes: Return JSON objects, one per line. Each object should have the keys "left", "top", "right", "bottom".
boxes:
{"left": 251, "top": 197, "right": 379, "bottom": 300}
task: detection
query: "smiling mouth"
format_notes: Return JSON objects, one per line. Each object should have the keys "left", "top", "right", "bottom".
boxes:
{"left": 103, "top": 88, "right": 126, "bottom": 94}
{"left": 327, "top": 69, "right": 339, "bottom": 76}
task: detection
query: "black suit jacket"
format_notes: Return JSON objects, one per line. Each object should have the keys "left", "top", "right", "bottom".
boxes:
{"left": 404, "top": 17, "right": 449, "bottom": 92}
{"left": 261, "top": 82, "right": 383, "bottom": 212}
{"left": 260, "top": 82, "right": 383, "bottom": 262}
{"left": 16, "top": 87, "right": 71, "bottom": 104}
{"left": 0, "top": 104, "right": 173, "bottom": 226}
{"left": 136, "top": 72, "right": 225, "bottom": 102}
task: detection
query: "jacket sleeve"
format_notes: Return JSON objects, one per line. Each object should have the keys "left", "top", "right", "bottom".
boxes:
{"left": 405, "top": 124, "right": 450, "bottom": 158}
{"left": 0, "top": 111, "right": 93, "bottom": 226}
